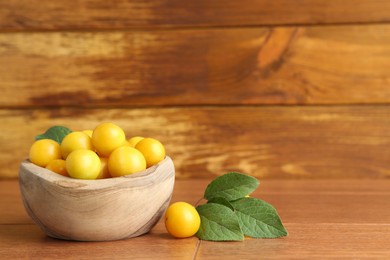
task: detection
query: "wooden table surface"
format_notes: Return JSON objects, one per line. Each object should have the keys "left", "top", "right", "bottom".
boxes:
{"left": 1, "top": 179, "right": 390, "bottom": 259}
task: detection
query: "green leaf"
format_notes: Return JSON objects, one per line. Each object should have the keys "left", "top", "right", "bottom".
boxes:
{"left": 207, "top": 197, "right": 235, "bottom": 211}
{"left": 35, "top": 126, "right": 72, "bottom": 144}
{"left": 204, "top": 172, "right": 259, "bottom": 201}
{"left": 196, "top": 203, "right": 244, "bottom": 241}
{"left": 231, "top": 198, "right": 288, "bottom": 238}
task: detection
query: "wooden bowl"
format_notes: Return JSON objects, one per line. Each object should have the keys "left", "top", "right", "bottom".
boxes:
{"left": 18, "top": 156, "right": 175, "bottom": 241}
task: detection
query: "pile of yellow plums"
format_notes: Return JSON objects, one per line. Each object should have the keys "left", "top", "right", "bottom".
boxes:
{"left": 28, "top": 122, "right": 166, "bottom": 180}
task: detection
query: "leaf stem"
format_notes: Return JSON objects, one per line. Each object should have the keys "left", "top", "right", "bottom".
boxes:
{"left": 195, "top": 197, "right": 205, "bottom": 207}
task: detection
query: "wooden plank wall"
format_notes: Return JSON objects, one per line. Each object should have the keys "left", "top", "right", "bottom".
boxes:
{"left": 1, "top": 1, "right": 389, "bottom": 179}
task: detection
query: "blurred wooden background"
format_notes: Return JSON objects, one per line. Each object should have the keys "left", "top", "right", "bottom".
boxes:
{"left": 0, "top": 0, "right": 389, "bottom": 179}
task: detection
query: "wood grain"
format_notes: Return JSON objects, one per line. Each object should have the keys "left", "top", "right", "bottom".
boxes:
{"left": 1, "top": 106, "right": 389, "bottom": 179}
{"left": 197, "top": 224, "right": 390, "bottom": 259}
{"left": 1, "top": 0, "right": 390, "bottom": 30}
{"left": 1, "top": 25, "right": 390, "bottom": 107}
{"left": 0, "top": 180, "right": 31, "bottom": 224}
{"left": 0, "top": 224, "right": 199, "bottom": 259}
{"left": 1, "top": 179, "right": 390, "bottom": 259}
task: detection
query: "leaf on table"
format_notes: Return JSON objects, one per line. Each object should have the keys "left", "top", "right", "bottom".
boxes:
{"left": 35, "top": 126, "right": 72, "bottom": 144}
{"left": 231, "top": 198, "right": 288, "bottom": 238}
{"left": 196, "top": 203, "right": 244, "bottom": 241}
{"left": 204, "top": 172, "right": 259, "bottom": 201}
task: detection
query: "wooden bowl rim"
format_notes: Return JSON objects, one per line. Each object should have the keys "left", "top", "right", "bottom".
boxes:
{"left": 19, "top": 156, "right": 174, "bottom": 190}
